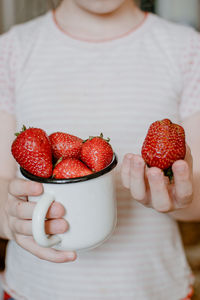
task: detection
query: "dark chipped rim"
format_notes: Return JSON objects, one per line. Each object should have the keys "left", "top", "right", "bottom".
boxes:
{"left": 20, "top": 153, "right": 118, "bottom": 184}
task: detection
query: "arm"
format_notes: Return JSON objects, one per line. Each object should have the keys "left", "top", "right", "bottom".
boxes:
{"left": 0, "top": 111, "right": 76, "bottom": 262}
{"left": 121, "top": 30, "right": 200, "bottom": 221}
{"left": 0, "top": 30, "right": 75, "bottom": 261}
{"left": 0, "top": 111, "right": 17, "bottom": 238}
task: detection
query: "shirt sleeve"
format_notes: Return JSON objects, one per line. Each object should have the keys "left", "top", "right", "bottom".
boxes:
{"left": 0, "top": 29, "right": 19, "bottom": 115}
{"left": 179, "top": 29, "right": 200, "bottom": 120}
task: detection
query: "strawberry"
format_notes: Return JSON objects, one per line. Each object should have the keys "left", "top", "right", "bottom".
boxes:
{"left": 11, "top": 125, "right": 53, "bottom": 178}
{"left": 141, "top": 119, "right": 186, "bottom": 171}
{"left": 53, "top": 158, "right": 93, "bottom": 179}
{"left": 49, "top": 132, "right": 83, "bottom": 160}
{"left": 80, "top": 133, "right": 113, "bottom": 172}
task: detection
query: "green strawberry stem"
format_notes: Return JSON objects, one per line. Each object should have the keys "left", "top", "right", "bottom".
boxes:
{"left": 15, "top": 125, "right": 27, "bottom": 137}
{"left": 147, "top": 164, "right": 174, "bottom": 183}
{"left": 54, "top": 157, "right": 63, "bottom": 168}
{"left": 164, "top": 167, "right": 174, "bottom": 183}
{"left": 83, "top": 133, "right": 110, "bottom": 143}
{"left": 52, "top": 157, "right": 65, "bottom": 178}
{"left": 51, "top": 159, "right": 63, "bottom": 179}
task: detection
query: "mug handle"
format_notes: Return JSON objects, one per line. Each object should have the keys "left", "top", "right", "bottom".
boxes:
{"left": 32, "top": 193, "right": 62, "bottom": 248}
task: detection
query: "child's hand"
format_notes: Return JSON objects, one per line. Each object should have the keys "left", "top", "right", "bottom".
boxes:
{"left": 121, "top": 146, "right": 193, "bottom": 212}
{"left": 5, "top": 178, "right": 77, "bottom": 262}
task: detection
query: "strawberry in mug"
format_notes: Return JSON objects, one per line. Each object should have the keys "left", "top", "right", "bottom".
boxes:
{"left": 11, "top": 126, "right": 53, "bottom": 178}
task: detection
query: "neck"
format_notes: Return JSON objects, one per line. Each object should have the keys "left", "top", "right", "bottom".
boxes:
{"left": 55, "top": 0, "right": 145, "bottom": 40}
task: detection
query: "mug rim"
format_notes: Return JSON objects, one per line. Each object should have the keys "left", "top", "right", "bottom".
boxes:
{"left": 20, "top": 153, "right": 118, "bottom": 184}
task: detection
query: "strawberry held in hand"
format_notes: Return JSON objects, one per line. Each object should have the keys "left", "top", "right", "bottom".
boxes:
{"left": 81, "top": 133, "right": 113, "bottom": 172}
{"left": 53, "top": 158, "right": 93, "bottom": 179}
{"left": 141, "top": 119, "right": 186, "bottom": 171}
{"left": 11, "top": 126, "right": 53, "bottom": 178}
{"left": 49, "top": 132, "right": 83, "bottom": 160}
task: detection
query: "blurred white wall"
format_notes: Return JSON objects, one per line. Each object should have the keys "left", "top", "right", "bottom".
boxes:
{"left": 156, "top": 0, "right": 200, "bottom": 29}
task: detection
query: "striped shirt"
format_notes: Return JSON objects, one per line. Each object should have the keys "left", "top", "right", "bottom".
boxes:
{"left": 0, "top": 10, "right": 200, "bottom": 300}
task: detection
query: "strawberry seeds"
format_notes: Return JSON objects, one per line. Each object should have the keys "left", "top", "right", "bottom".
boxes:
{"left": 11, "top": 126, "right": 114, "bottom": 179}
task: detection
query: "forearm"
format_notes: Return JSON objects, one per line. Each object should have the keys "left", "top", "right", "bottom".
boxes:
{"left": 0, "top": 178, "right": 11, "bottom": 239}
{"left": 170, "top": 171, "right": 200, "bottom": 222}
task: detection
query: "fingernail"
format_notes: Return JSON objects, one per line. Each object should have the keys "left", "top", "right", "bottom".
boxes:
{"left": 67, "top": 252, "right": 76, "bottom": 260}
{"left": 31, "top": 183, "right": 41, "bottom": 193}
{"left": 150, "top": 172, "right": 160, "bottom": 180}
{"left": 126, "top": 154, "right": 133, "bottom": 160}
{"left": 30, "top": 184, "right": 37, "bottom": 193}
{"left": 177, "top": 165, "right": 186, "bottom": 173}
{"left": 134, "top": 160, "right": 142, "bottom": 168}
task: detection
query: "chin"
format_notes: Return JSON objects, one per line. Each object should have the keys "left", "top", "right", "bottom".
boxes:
{"left": 75, "top": 0, "right": 127, "bottom": 14}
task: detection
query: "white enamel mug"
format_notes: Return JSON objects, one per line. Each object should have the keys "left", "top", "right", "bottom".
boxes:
{"left": 20, "top": 154, "right": 118, "bottom": 252}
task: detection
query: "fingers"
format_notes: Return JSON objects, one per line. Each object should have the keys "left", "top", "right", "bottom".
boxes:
{"left": 7, "top": 179, "right": 77, "bottom": 263}
{"left": 7, "top": 195, "right": 36, "bottom": 219}
{"left": 129, "top": 155, "right": 147, "bottom": 203}
{"left": 8, "top": 179, "right": 66, "bottom": 219}
{"left": 45, "top": 219, "right": 68, "bottom": 235}
{"left": 9, "top": 178, "right": 43, "bottom": 197}
{"left": 172, "top": 160, "right": 193, "bottom": 208}
{"left": 7, "top": 195, "right": 66, "bottom": 220}
{"left": 10, "top": 218, "right": 69, "bottom": 236}
{"left": 121, "top": 154, "right": 132, "bottom": 188}
{"left": 121, "top": 152, "right": 193, "bottom": 213}
{"left": 46, "top": 202, "right": 66, "bottom": 219}
{"left": 147, "top": 167, "right": 172, "bottom": 212}
{"left": 122, "top": 154, "right": 147, "bottom": 204}
{"left": 16, "top": 235, "right": 77, "bottom": 263}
